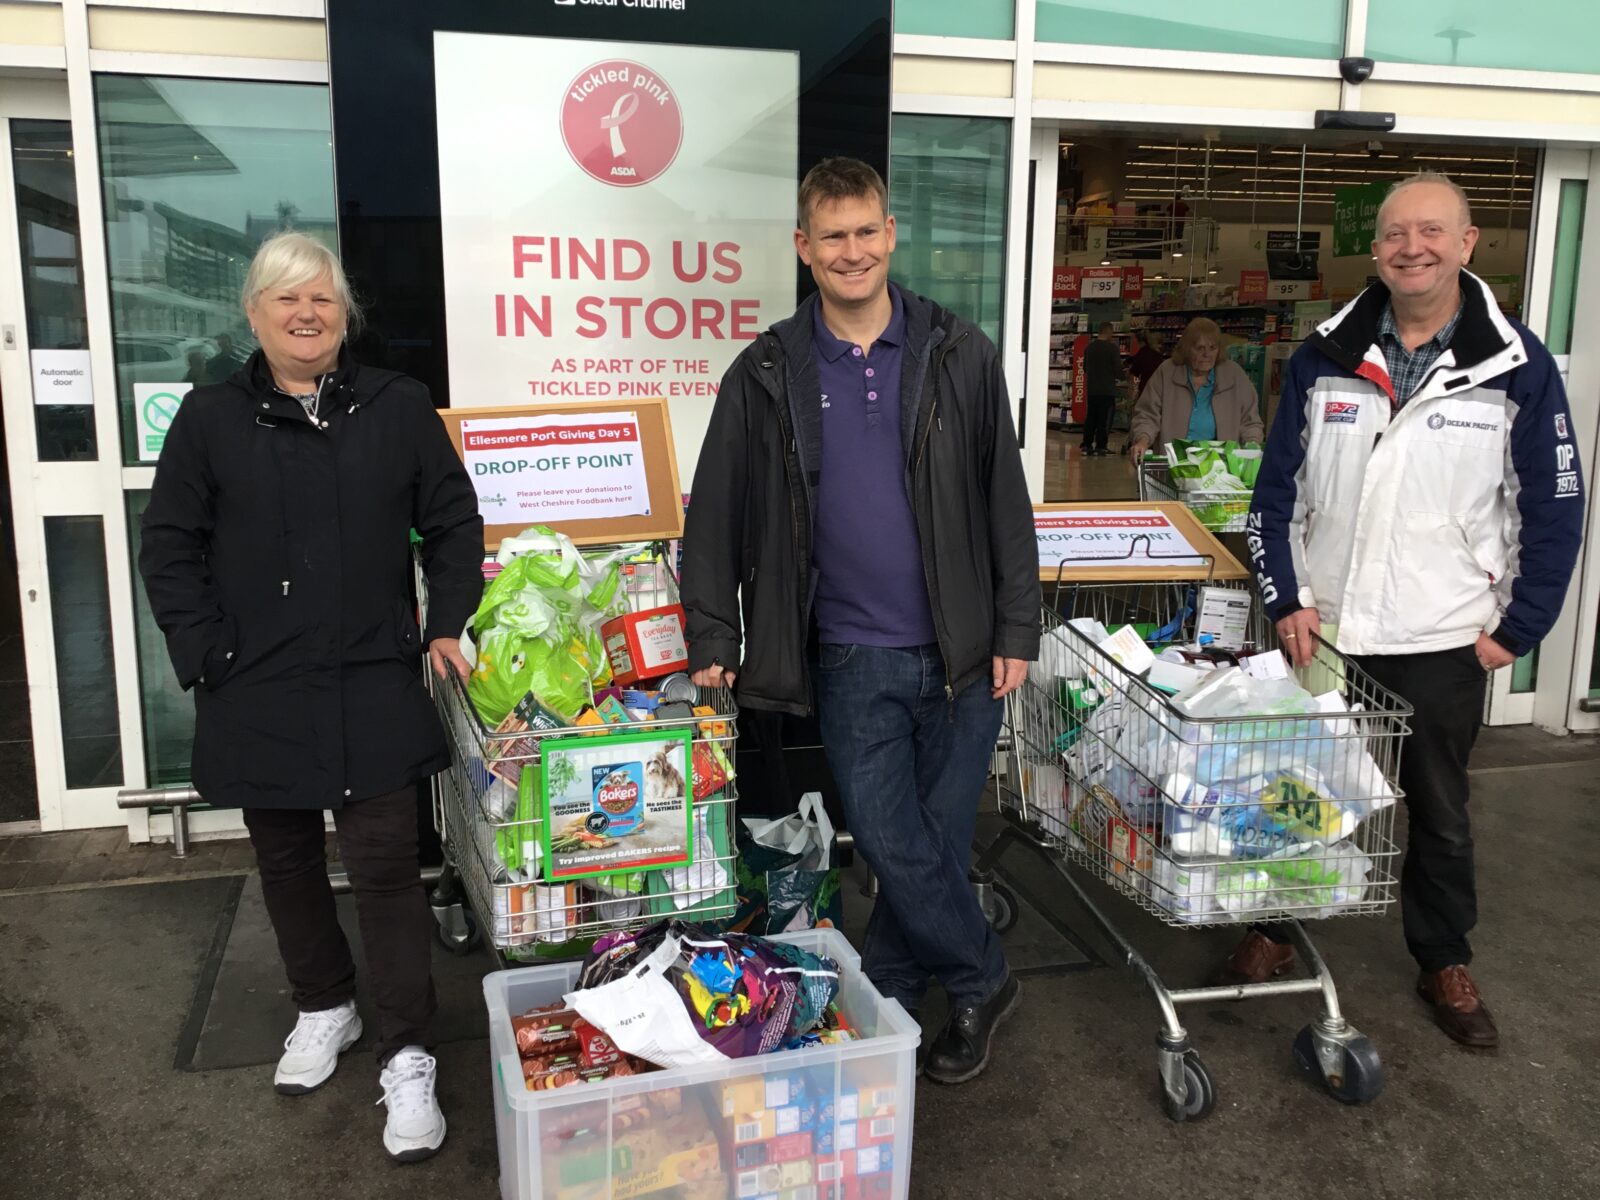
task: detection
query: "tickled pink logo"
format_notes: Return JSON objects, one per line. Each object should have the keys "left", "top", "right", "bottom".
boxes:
{"left": 561, "top": 59, "right": 683, "bottom": 188}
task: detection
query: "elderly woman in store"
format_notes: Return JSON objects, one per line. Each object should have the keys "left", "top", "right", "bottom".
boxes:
{"left": 1126, "top": 316, "right": 1262, "bottom": 457}
{"left": 138, "top": 231, "right": 483, "bottom": 1164}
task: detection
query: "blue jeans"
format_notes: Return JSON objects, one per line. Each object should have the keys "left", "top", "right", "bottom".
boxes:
{"left": 815, "top": 643, "right": 1009, "bottom": 1009}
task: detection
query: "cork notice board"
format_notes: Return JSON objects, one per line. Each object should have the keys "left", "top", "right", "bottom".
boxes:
{"left": 437, "top": 399, "right": 683, "bottom": 550}
{"left": 1033, "top": 502, "right": 1249, "bottom": 583}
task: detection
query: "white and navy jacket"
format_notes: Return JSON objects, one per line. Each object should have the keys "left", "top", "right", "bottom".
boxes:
{"left": 1248, "top": 271, "right": 1584, "bottom": 658}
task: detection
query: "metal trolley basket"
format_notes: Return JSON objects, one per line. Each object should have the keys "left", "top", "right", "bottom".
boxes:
{"left": 418, "top": 550, "right": 740, "bottom": 965}
{"left": 1138, "top": 457, "right": 1252, "bottom": 534}
{"left": 985, "top": 569, "right": 1411, "bottom": 1120}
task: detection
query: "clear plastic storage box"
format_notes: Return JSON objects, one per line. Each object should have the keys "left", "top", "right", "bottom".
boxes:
{"left": 484, "top": 927, "right": 920, "bottom": 1200}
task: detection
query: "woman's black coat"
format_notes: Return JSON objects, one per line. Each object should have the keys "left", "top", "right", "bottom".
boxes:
{"left": 138, "top": 349, "right": 484, "bottom": 811}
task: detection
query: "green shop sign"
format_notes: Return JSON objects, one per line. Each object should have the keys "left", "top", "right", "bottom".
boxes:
{"left": 1333, "top": 182, "right": 1387, "bottom": 257}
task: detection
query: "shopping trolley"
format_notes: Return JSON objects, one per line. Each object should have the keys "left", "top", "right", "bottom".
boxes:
{"left": 416, "top": 549, "right": 740, "bottom": 965}
{"left": 984, "top": 561, "right": 1410, "bottom": 1121}
{"left": 1137, "top": 456, "right": 1252, "bottom": 534}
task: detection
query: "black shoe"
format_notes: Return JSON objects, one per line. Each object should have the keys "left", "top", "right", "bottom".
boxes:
{"left": 923, "top": 975, "right": 1020, "bottom": 1085}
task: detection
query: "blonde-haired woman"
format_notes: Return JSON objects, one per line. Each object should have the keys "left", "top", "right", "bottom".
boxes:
{"left": 139, "top": 231, "right": 484, "bottom": 1163}
{"left": 1127, "top": 317, "right": 1262, "bottom": 457}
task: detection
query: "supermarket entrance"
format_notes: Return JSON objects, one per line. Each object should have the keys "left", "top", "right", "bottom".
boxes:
{"left": 1031, "top": 127, "right": 1538, "bottom": 509}
{"left": 1018, "top": 122, "right": 1600, "bottom": 730}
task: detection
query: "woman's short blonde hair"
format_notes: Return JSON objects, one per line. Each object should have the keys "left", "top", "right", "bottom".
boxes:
{"left": 1172, "top": 317, "right": 1222, "bottom": 367}
{"left": 241, "top": 231, "right": 363, "bottom": 334}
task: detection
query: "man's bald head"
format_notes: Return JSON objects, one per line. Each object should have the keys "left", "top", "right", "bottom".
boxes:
{"left": 1377, "top": 171, "right": 1473, "bottom": 234}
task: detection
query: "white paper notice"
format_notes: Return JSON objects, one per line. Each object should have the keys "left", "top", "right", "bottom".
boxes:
{"left": 31, "top": 349, "right": 93, "bottom": 406}
{"left": 1034, "top": 508, "right": 1206, "bottom": 568}
{"left": 460, "top": 410, "right": 651, "bottom": 526}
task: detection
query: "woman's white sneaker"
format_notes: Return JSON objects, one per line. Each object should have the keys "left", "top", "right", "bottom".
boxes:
{"left": 274, "top": 1000, "right": 363, "bottom": 1095}
{"left": 377, "top": 1047, "right": 447, "bottom": 1163}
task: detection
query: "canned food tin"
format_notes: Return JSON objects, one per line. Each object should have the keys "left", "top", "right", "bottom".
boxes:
{"left": 657, "top": 673, "right": 698, "bottom": 704}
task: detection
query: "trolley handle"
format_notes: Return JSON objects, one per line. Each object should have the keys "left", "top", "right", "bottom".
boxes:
{"left": 1047, "top": 534, "right": 1219, "bottom": 611}
{"left": 1287, "top": 632, "right": 1416, "bottom": 725}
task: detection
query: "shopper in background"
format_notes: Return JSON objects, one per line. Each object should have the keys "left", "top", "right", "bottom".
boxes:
{"left": 1128, "top": 327, "right": 1166, "bottom": 397}
{"left": 1080, "top": 321, "right": 1124, "bottom": 457}
{"left": 204, "top": 332, "right": 240, "bottom": 384}
{"left": 139, "top": 231, "right": 483, "bottom": 1161}
{"left": 181, "top": 347, "right": 209, "bottom": 387}
{"left": 1127, "top": 317, "right": 1261, "bottom": 457}
{"left": 681, "top": 157, "right": 1040, "bottom": 1085}
{"left": 1230, "top": 173, "right": 1584, "bottom": 1049}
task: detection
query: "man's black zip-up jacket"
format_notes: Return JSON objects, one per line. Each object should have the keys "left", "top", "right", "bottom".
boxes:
{"left": 681, "top": 285, "right": 1040, "bottom": 716}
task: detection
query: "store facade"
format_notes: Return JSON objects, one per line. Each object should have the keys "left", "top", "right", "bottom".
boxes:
{"left": 2, "top": 0, "right": 1599, "bottom": 836}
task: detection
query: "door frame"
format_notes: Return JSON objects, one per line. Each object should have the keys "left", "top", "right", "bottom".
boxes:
{"left": 1482, "top": 146, "right": 1580, "bottom": 726}
{"left": 1531, "top": 148, "right": 1600, "bottom": 733}
{"left": 0, "top": 75, "right": 146, "bottom": 829}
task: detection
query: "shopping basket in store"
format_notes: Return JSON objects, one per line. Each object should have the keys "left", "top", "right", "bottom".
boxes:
{"left": 417, "top": 549, "right": 740, "bottom": 964}
{"left": 986, "top": 576, "right": 1410, "bottom": 1121}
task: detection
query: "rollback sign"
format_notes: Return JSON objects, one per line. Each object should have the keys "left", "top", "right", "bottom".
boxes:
{"left": 433, "top": 32, "right": 800, "bottom": 480}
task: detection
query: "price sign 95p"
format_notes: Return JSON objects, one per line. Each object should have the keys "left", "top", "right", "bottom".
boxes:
{"left": 1081, "top": 268, "right": 1123, "bottom": 299}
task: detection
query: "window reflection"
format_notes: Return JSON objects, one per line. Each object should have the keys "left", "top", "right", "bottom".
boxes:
{"left": 124, "top": 491, "right": 194, "bottom": 788}
{"left": 12, "top": 119, "right": 96, "bottom": 462}
{"left": 93, "top": 76, "right": 336, "bottom": 465}
{"left": 44, "top": 516, "right": 123, "bottom": 789}
{"left": 890, "top": 115, "right": 1009, "bottom": 348}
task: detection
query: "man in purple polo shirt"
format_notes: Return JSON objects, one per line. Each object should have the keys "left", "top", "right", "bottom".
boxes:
{"left": 681, "top": 158, "right": 1040, "bottom": 1084}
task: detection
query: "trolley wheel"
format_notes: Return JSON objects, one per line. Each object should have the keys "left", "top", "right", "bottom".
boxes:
{"left": 435, "top": 906, "right": 480, "bottom": 956}
{"left": 1293, "top": 1025, "right": 1385, "bottom": 1105}
{"left": 1160, "top": 1050, "right": 1217, "bottom": 1123}
{"left": 982, "top": 880, "right": 1020, "bottom": 935}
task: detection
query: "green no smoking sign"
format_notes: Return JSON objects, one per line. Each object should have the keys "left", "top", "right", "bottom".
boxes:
{"left": 133, "top": 383, "right": 192, "bottom": 462}
{"left": 144, "top": 391, "right": 181, "bottom": 430}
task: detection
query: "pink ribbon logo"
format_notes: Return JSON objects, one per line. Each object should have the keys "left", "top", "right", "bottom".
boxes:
{"left": 561, "top": 59, "right": 682, "bottom": 189}
{"left": 600, "top": 92, "right": 639, "bottom": 158}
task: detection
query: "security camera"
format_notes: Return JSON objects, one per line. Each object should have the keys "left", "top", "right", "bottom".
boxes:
{"left": 1340, "top": 56, "right": 1375, "bottom": 85}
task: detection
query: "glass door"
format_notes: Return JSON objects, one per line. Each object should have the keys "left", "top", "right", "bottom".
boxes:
{"left": 0, "top": 80, "right": 128, "bottom": 828}
{"left": 1489, "top": 147, "right": 1593, "bottom": 729}
{"left": 1530, "top": 148, "right": 1600, "bottom": 732}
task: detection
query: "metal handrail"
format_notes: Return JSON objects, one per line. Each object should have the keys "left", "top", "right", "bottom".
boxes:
{"left": 117, "top": 786, "right": 202, "bottom": 858}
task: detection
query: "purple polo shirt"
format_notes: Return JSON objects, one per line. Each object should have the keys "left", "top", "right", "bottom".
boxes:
{"left": 811, "top": 291, "right": 938, "bottom": 647}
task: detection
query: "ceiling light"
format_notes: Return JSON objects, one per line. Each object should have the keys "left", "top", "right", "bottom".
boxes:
{"left": 1172, "top": 251, "right": 1184, "bottom": 258}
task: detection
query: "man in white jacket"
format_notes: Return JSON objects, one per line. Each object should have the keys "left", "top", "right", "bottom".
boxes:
{"left": 1223, "top": 173, "right": 1584, "bottom": 1049}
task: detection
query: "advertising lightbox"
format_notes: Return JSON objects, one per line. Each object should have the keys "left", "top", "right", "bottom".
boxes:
{"left": 328, "top": 0, "right": 891, "bottom": 483}
{"left": 432, "top": 32, "right": 799, "bottom": 478}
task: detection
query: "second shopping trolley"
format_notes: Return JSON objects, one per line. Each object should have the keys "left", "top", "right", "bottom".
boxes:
{"left": 987, "top": 571, "right": 1410, "bottom": 1121}
{"left": 1137, "top": 454, "right": 1252, "bottom": 534}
